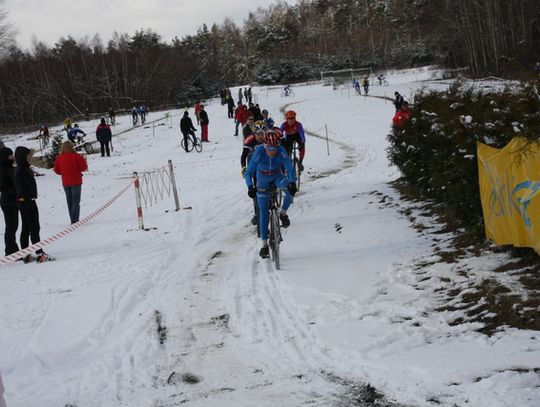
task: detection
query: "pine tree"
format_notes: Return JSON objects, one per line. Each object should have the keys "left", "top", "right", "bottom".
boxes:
{"left": 45, "top": 133, "right": 63, "bottom": 168}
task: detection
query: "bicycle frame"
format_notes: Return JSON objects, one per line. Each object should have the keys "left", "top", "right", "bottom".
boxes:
{"left": 260, "top": 184, "right": 284, "bottom": 269}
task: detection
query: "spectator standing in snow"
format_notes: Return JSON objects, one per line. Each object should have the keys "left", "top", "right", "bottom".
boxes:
{"left": 238, "top": 88, "right": 243, "bottom": 105}
{"left": 393, "top": 91, "right": 404, "bottom": 112}
{"left": 247, "top": 86, "right": 253, "bottom": 104}
{"left": 194, "top": 100, "right": 202, "bottom": 125}
{"left": 392, "top": 101, "right": 411, "bottom": 129}
{"left": 96, "top": 118, "right": 112, "bottom": 157}
{"left": 227, "top": 95, "right": 235, "bottom": 119}
{"left": 14, "top": 146, "right": 53, "bottom": 263}
{"left": 199, "top": 105, "right": 209, "bottom": 142}
{"left": 180, "top": 111, "right": 197, "bottom": 152}
{"left": 0, "top": 147, "right": 19, "bottom": 256}
{"left": 53, "top": 141, "right": 88, "bottom": 224}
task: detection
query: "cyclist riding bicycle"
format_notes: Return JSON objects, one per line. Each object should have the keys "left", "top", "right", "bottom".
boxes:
{"left": 67, "top": 124, "right": 86, "bottom": 144}
{"left": 108, "top": 107, "right": 116, "bottom": 125}
{"left": 245, "top": 129, "right": 297, "bottom": 259}
{"left": 131, "top": 106, "right": 139, "bottom": 124}
{"left": 280, "top": 110, "right": 306, "bottom": 172}
{"left": 283, "top": 84, "right": 291, "bottom": 97}
{"left": 38, "top": 124, "right": 50, "bottom": 147}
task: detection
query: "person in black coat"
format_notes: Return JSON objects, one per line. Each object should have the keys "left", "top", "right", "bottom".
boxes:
{"left": 0, "top": 147, "right": 19, "bottom": 256}
{"left": 394, "top": 91, "right": 404, "bottom": 112}
{"left": 199, "top": 106, "right": 209, "bottom": 142}
{"left": 180, "top": 111, "right": 197, "bottom": 152}
{"left": 14, "top": 146, "right": 50, "bottom": 262}
{"left": 96, "top": 117, "right": 112, "bottom": 157}
{"left": 227, "top": 96, "right": 235, "bottom": 119}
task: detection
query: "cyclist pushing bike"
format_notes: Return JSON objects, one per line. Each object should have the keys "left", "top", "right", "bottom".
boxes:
{"left": 180, "top": 111, "right": 198, "bottom": 153}
{"left": 280, "top": 110, "right": 306, "bottom": 172}
{"left": 245, "top": 129, "right": 297, "bottom": 259}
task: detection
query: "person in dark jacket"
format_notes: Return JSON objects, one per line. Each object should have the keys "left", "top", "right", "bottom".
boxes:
{"left": 0, "top": 147, "right": 19, "bottom": 256}
{"left": 180, "top": 111, "right": 197, "bottom": 152}
{"left": 198, "top": 105, "right": 209, "bottom": 142}
{"left": 227, "top": 95, "right": 235, "bottom": 119}
{"left": 96, "top": 117, "right": 112, "bottom": 157}
{"left": 14, "top": 146, "right": 52, "bottom": 263}
{"left": 54, "top": 141, "right": 88, "bottom": 224}
{"left": 394, "top": 91, "right": 404, "bottom": 112}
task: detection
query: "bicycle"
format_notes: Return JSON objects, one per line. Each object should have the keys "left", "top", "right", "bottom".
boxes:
{"left": 73, "top": 134, "right": 94, "bottom": 154}
{"left": 281, "top": 89, "right": 295, "bottom": 97}
{"left": 181, "top": 132, "right": 203, "bottom": 153}
{"left": 260, "top": 184, "right": 284, "bottom": 269}
{"left": 290, "top": 141, "right": 302, "bottom": 191}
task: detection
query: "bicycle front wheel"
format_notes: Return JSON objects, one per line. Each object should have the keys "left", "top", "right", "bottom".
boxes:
{"left": 269, "top": 209, "right": 281, "bottom": 270}
{"left": 293, "top": 158, "right": 301, "bottom": 192}
{"left": 194, "top": 137, "right": 203, "bottom": 152}
{"left": 83, "top": 143, "right": 94, "bottom": 154}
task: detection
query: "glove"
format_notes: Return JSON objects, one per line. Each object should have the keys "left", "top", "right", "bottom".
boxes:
{"left": 248, "top": 185, "right": 257, "bottom": 198}
{"left": 287, "top": 183, "right": 297, "bottom": 197}
{"left": 241, "top": 166, "right": 247, "bottom": 176}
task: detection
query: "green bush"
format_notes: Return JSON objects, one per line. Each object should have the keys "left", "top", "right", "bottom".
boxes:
{"left": 387, "top": 79, "right": 540, "bottom": 238}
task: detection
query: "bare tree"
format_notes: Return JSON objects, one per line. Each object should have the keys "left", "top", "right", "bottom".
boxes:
{"left": 0, "top": 0, "right": 16, "bottom": 57}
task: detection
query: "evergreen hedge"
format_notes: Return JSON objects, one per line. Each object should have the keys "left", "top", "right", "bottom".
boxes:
{"left": 387, "top": 79, "right": 540, "bottom": 238}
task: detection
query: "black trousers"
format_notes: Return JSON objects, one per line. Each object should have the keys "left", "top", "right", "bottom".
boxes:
{"left": 17, "top": 200, "right": 42, "bottom": 254}
{"left": 1, "top": 204, "right": 19, "bottom": 255}
{"left": 100, "top": 141, "right": 110, "bottom": 157}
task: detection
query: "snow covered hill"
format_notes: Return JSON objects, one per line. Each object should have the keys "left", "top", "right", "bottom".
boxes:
{"left": 1, "top": 67, "right": 538, "bottom": 407}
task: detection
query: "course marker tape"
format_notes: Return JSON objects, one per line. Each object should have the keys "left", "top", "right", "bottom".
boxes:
{"left": 0, "top": 181, "right": 133, "bottom": 266}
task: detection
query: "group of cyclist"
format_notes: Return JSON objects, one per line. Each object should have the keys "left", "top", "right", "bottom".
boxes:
{"left": 240, "top": 109, "right": 306, "bottom": 259}
{"left": 131, "top": 105, "right": 148, "bottom": 125}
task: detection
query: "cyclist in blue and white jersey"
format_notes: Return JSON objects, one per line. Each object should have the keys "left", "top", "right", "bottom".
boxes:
{"left": 245, "top": 129, "right": 297, "bottom": 259}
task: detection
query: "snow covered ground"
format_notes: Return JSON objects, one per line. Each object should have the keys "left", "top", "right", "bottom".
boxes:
{"left": 1, "top": 67, "right": 539, "bottom": 407}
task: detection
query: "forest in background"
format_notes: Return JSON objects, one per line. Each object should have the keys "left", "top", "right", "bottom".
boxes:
{"left": 0, "top": 0, "right": 539, "bottom": 127}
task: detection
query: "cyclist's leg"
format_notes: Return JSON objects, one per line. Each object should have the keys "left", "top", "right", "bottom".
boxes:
{"left": 298, "top": 141, "right": 305, "bottom": 163}
{"left": 256, "top": 175, "right": 271, "bottom": 241}
{"left": 282, "top": 137, "right": 293, "bottom": 157}
{"left": 276, "top": 175, "right": 293, "bottom": 211}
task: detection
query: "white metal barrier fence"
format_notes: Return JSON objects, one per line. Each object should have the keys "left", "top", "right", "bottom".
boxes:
{"left": 133, "top": 159, "right": 180, "bottom": 230}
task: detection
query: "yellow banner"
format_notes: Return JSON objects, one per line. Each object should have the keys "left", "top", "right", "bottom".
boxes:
{"left": 477, "top": 138, "right": 540, "bottom": 254}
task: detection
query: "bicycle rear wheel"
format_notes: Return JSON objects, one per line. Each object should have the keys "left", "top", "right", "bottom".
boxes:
{"left": 194, "top": 137, "right": 203, "bottom": 152}
{"left": 269, "top": 208, "right": 281, "bottom": 270}
{"left": 181, "top": 137, "right": 194, "bottom": 152}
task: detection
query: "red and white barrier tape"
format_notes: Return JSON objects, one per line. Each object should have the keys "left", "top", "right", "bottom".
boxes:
{"left": 0, "top": 181, "right": 133, "bottom": 266}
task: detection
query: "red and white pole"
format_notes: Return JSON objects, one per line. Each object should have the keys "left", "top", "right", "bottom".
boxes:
{"left": 133, "top": 172, "right": 145, "bottom": 230}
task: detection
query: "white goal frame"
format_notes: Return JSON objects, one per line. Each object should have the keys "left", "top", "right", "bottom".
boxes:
{"left": 320, "top": 67, "right": 373, "bottom": 88}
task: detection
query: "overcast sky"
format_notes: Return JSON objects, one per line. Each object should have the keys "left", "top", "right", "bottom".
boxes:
{"left": 6, "top": 0, "right": 294, "bottom": 50}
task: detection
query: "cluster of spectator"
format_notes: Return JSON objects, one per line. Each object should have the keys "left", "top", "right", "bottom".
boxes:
{"left": 0, "top": 115, "right": 116, "bottom": 263}
{"left": 392, "top": 91, "right": 410, "bottom": 129}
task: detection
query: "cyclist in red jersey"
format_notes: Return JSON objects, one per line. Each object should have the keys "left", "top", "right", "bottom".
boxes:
{"left": 279, "top": 110, "right": 305, "bottom": 171}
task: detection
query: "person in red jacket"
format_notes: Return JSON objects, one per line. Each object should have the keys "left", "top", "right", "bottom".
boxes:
{"left": 194, "top": 101, "right": 202, "bottom": 125}
{"left": 53, "top": 141, "right": 88, "bottom": 224}
{"left": 392, "top": 101, "right": 411, "bottom": 129}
